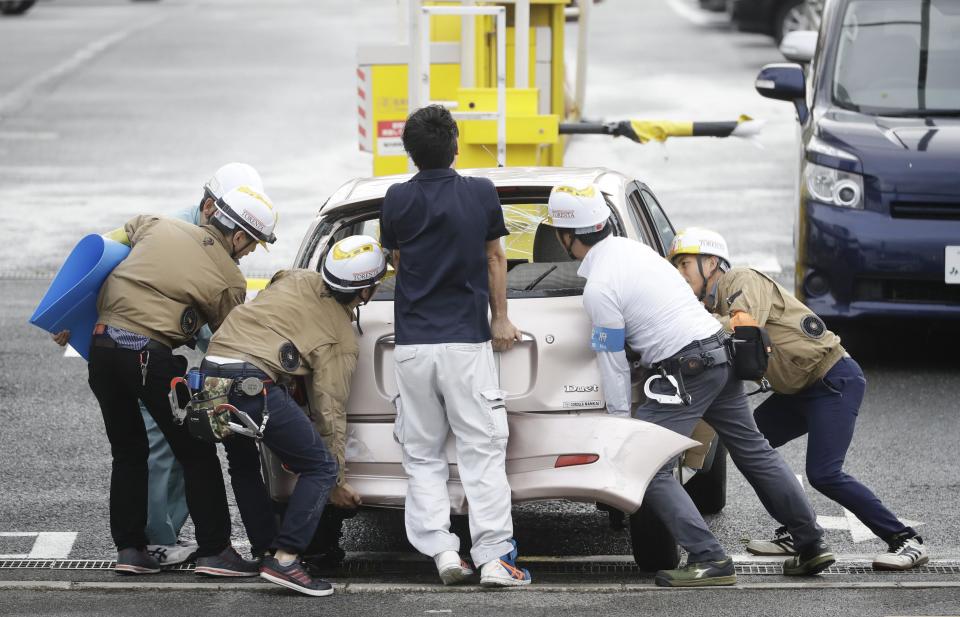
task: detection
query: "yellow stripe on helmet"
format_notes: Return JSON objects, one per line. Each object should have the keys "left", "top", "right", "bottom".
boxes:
{"left": 332, "top": 242, "right": 377, "bottom": 261}
{"left": 554, "top": 185, "right": 597, "bottom": 198}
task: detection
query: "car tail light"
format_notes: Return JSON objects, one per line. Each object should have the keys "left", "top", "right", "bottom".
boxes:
{"left": 554, "top": 454, "right": 599, "bottom": 468}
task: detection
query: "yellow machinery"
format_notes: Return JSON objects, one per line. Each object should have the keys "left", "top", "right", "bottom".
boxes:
{"left": 356, "top": 1, "right": 761, "bottom": 176}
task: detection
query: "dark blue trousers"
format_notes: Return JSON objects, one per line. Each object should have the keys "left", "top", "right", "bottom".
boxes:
{"left": 207, "top": 364, "right": 338, "bottom": 556}
{"left": 754, "top": 357, "right": 910, "bottom": 541}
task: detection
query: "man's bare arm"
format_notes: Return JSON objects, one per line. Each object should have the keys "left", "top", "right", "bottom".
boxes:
{"left": 486, "top": 239, "right": 521, "bottom": 351}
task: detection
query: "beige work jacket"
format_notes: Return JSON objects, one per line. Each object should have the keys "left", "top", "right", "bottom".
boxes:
{"left": 96, "top": 216, "right": 246, "bottom": 348}
{"left": 710, "top": 267, "right": 845, "bottom": 394}
{"left": 206, "top": 269, "right": 359, "bottom": 485}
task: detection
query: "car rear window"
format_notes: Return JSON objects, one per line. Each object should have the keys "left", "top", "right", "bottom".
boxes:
{"left": 322, "top": 196, "right": 623, "bottom": 300}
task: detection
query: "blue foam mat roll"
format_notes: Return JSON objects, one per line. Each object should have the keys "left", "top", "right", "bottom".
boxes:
{"left": 29, "top": 235, "right": 130, "bottom": 361}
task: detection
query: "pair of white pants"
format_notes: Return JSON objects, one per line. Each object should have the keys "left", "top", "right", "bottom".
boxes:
{"left": 393, "top": 341, "right": 514, "bottom": 566}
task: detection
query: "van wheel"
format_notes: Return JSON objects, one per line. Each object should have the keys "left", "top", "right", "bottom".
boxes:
{"left": 684, "top": 441, "right": 727, "bottom": 515}
{"left": 629, "top": 502, "right": 680, "bottom": 572}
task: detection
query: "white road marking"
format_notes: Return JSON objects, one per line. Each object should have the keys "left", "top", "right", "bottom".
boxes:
{"left": 0, "top": 532, "right": 77, "bottom": 559}
{"left": 665, "top": 0, "right": 729, "bottom": 26}
{"left": 816, "top": 510, "right": 923, "bottom": 543}
{"left": 0, "top": 11, "right": 179, "bottom": 116}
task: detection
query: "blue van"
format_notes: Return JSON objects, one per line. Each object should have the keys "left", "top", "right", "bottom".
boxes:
{"left": 755, "top": 0, "right": 960, "bottom": 321}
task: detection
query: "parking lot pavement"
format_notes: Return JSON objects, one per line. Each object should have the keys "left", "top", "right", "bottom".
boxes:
{"left": 2, "top": 0, "right": 959, "bottom": 612}
{"left": 1, "top": 584, "right": 960, "bottom": 617}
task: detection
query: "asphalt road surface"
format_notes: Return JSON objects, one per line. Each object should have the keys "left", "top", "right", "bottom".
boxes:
{"left": 1, "top": 0, "right": 958, "bottom": 614}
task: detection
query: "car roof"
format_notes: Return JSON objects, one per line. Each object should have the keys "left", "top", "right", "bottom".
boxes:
{"left": 320, "top": 166, "right": 632, "bottom": 214}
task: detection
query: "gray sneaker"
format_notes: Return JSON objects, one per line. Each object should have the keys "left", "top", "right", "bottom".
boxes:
{"left": 146, "top": 540, "right": 198, "bottom": 566}
{"left": 115, "top": 548, "right": 161, "bottom": 575}
{"left": 195, "top": 547, "right": 260, "bottom": 577}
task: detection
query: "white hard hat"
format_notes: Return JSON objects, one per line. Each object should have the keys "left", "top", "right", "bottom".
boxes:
{"left": 322, "top": 235, "right": 388, "bottom": 292}
{"left": 546, "top": 184, "right": 611, "bottom": 233}
{"left": 204, "top": 162, "right": 263, "bottom": 200}
{"left": 213, "top": 185, "right": 278, "bottom": 248}
{"left": 668, "top": 228, "right": 731, "bottom": 269}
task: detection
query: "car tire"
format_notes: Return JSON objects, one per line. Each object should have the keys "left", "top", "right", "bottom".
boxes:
{"left": 629, "top": 501, "right": 680, "bottom": 572}
{"left": 1, "top": 1, "right": 36, "bottom": 15}
{"left": 684, "top": 441, "right": 728, "bottom": 515}
{"left": 774, "top": 0, "right": 807, "bottom": 43}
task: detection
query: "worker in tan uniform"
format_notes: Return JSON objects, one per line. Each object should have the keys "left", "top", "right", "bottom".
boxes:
{"left": 200, "top": 235, "right": 387, "bottom": 597}
{"left": 668, "top": 228, "right": 930, "bottom": 572}
{"left": 80, "top": 185, "right": 279, "bottom": 576}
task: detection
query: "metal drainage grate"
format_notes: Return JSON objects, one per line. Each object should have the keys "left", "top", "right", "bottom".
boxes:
{"left": 0, "top": 560, "right": 195, "bottom": 571}
{"left": 3, "top": 559, "right": 960, "bottom": 576}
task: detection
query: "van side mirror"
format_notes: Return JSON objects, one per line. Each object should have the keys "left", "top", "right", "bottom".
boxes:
{"left": 755, "top": 63, "right": 809, "bottom": 124}
{"left": 779, "top": 30, "right": 817, "bottom": 63}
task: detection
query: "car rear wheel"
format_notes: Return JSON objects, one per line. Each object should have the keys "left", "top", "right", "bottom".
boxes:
{"left": 629, "top": 501, "right": 680, "bottom": 572}
{"left": 684, "top": 441, "right": 728, "bottom": 515}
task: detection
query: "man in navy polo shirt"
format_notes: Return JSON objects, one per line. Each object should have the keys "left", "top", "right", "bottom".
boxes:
{"left": 380, "top": 105, "right": 531, "bottom": 587}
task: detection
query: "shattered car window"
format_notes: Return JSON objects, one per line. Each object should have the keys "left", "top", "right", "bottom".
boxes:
{"left": 368, "top": 202, "right": 589, "bottom": 301}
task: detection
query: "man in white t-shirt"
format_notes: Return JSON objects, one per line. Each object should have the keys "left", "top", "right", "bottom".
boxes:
{"left": 545, "top": 184, "right": 834, "bottom": 587}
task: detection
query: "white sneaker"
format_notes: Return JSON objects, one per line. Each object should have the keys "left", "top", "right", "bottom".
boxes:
{"left": 745, "top": 526, "right": 798, "bottom": 556}
{"left": 480, "top": 558, "right": 531, "bottom": 588}
{"left": 434, "top": 551, "right": 473, "bottom": 585}
{"left": 873, "top": 534, "right": 928, "bottom": 571}
{"left": 146, "top": 540, "right": 198, "bottom": 566}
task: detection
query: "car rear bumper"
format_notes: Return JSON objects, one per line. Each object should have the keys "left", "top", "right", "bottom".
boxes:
{"left": 262, "top": 413, "right": 698, "bottom": 515}
{"left": 799, "top": 201, "right": 960, "bottom": 320}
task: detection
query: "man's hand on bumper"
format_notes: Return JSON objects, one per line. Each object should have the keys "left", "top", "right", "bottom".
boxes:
{"left": 330, "top": 482, "right": 362, "bottom": 509}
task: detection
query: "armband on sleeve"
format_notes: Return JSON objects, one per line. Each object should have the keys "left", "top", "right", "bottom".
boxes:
{"left": 591, "top": 327, "right": 626, "bottom": 353}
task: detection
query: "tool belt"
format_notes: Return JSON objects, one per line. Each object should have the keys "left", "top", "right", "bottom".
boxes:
{"left": 91, "top": 333, "right": 170, "bottom": 353}
{"left": 645, "top": 331, "right": 732, "bottom": 406}
{"left": 168, "top": 359, "right": 273, "bottom": 443}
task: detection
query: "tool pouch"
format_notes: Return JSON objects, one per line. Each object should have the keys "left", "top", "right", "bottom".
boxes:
{"left": 726, "top": 325, "right": 772, "bottom": 381}
{"left": 187, "top": 376, "right": 234, "bottom": 443}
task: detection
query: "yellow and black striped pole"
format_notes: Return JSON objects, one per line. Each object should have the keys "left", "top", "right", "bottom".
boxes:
{"left": 559, "top": 114, "right": 763, "bottom": 144}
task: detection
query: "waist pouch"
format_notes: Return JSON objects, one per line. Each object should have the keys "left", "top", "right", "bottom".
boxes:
{"left": 726, "top": 326, "right": 772, "bottom": 381}
{"left": 187, "top": 376, "right": 234, "bottom": 443}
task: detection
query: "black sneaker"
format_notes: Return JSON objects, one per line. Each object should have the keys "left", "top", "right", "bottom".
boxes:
{"left": 745, "top": 525, "right": 798, "bottom": 556}
{"left": 783, "top": 540, "right": 835, "bottom": 576}
{"left": 115, "top": 548, "right": 161, "bottom": 575}
{"left": 194, "top": 546, "right": 260, "bottom": 577}
{"left": 260, "top": 555, "right": 334, "bottom": 597}
{"left": 654, "top": 557, "right": 737, "bottom": 587}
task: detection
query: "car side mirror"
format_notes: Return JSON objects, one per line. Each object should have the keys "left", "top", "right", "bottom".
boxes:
{"left": 755, "top": 63, "right": 809, "bottom": 124}
{"left": 779, "top": 30, "right": 817, "bottom": 63}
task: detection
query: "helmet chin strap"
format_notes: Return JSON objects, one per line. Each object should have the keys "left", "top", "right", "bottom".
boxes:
{"left": 695, "top": 255, "right": 721, "bottom": 308}
{"left": 230, "top": 233, "right": 255, "bottom": 261}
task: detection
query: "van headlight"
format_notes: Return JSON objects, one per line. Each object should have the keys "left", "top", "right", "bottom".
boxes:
{"left": 803, "top": 162, "right": 864, "bottom": 209}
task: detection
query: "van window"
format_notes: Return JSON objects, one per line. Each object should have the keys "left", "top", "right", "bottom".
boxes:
{"left": 832, "top": 0, "right": 960, "bottom": 114}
